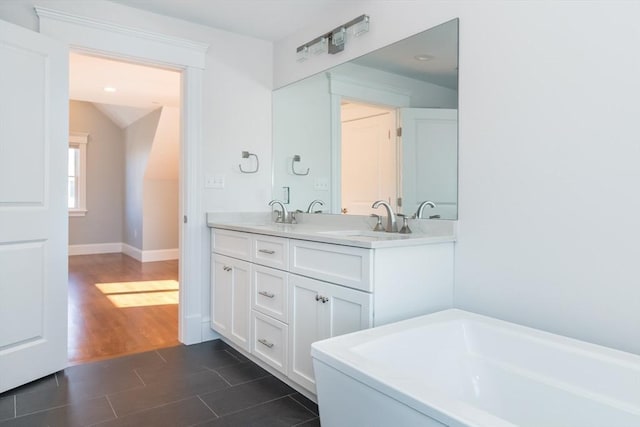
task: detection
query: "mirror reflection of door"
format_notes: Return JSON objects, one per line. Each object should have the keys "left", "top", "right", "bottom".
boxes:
{"left": 341, "top": 101, "right": 398, "bottom": 215}
{"left": 400, "top": 108, "right": 458, "bottom": 218}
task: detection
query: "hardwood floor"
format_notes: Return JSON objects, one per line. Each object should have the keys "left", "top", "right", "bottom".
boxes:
{"left": 68, "top": 253, "right": 180, "bottom": 364}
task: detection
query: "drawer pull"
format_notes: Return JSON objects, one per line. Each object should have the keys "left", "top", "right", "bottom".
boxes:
{"left": 258, "top": 249, "right": 276, "bottom": 255}
{"left": 258, "top": 291, "right": 275, "bottom": 298}
{"left": 258, "top": 338, "right": 274, "bottom": 348}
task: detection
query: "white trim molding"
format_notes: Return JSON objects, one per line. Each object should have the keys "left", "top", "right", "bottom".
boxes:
{"left": 34, "top": 6, "right": 209, "bottom": 69}
{"left": 122, "top": 243, "right": 142, "bottom": 261}
{"left": 38, "top": 8, "right": 207, "bottom": 345}
{"left": 68, "top": 131, "right": 88, "bottom": 217}
{"left": 69, "top": 243, "right": 178, "bottom": 262}
{"left": 69, "top": 242, "right": 122, "bottom": 256}
{"left": 142, "top": 248, "right": 179, "bottom": 262}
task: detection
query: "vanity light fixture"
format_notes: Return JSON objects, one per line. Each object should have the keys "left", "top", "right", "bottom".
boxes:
{"left": 309, "top": 37, "right": 328, "bottom": 55}
{"left": 296, "top": 14, "right": 370, "bottom": 60}
{"left": 103, "top": 86, "right": 116, "bottom": 92}
{"left": 350, "top": 15, "right": 370, "bottom": 37}
{"left": 296, "top": 45, "right": 309, "bottom": 62}
{"left": 330, "top": 27, "right": 346, "bottom": 53}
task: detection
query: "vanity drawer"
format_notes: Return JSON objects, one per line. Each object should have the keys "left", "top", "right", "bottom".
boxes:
{"left": 289, "top": 239, "right": 373, "bottom": 292}
{"left": 212, "top": 228, "right": 251, "bottom": 260}
{"left": 252, "top": 311, "right": 288, "bottom": 375}
{"left": 252, "top": 234, "right": 289, "bottom": 270}
{"left": 252, "top": 265, "right": 288, "bottom": 323}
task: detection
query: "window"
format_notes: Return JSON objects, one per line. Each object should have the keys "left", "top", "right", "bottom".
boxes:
{"left": 69, "top": 132, "right": 88, "bottom": 216}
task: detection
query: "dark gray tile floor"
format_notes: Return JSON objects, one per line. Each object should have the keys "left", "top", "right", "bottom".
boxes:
{"left": 0, "top": 340, "right": 320, "bottom": 427}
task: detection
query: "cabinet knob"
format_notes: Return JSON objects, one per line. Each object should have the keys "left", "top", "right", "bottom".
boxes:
{"left": 223, "top": 266, "right": 232, "bottom": 272}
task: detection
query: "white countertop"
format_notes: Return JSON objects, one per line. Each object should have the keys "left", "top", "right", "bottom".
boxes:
{"left": 206, "top": 212, "right": 456, "bottom": 249}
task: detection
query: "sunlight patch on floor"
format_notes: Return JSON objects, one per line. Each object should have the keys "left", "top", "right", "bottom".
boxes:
{"left": 95, "top": 280, "right": 179, "bottom": 307}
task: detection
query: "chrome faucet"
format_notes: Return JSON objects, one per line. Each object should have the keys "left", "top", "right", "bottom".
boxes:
{"left": 371, "top": 200, "right": 397, "bottom": 232}
{"left": 414, "top": 201, "right": 436, "bottom": 219}
{"left": 306, "top": 199, "right": 325, "bottom": 213}
{"left": 268, "top": 200, "right": 290, "bottom": 223}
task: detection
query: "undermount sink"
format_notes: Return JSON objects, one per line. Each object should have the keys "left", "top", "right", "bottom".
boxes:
{"left": 317, "top": 230, "right": 411, "bottom": 241}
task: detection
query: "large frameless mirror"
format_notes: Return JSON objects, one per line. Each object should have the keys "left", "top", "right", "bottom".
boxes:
{"left": 273, "top": 18, "right": 458, "bottom": 219}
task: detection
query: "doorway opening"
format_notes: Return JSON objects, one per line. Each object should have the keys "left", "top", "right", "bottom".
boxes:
{"left": 340, "top": 100, "right": 399, "bottom": 216}
{"left": 67, "top": 52, "right": 182, "bottom": 364}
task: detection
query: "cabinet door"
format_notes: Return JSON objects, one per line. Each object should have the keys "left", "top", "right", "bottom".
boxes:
{"left": 288, "top": 274, "right": 323, "bottom": 392}
{"left": 288, "top": 274, "right": 372, "bottom": 393}
{"left": 324, "top": 283, "right": 372, "bottom": 338}
{"left": 211, "top": 254, "right": 251, "bottom": 351}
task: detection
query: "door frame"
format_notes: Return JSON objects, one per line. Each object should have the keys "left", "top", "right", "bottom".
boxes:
{"left": 327, "top": 73, "right": 411, "bottom": 213}
{"left": 35, "top": 6, "right": 209, "bottom": 344}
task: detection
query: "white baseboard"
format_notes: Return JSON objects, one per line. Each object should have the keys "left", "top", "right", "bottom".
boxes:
{"left": 142, "top": 248, "right": 179, "bottom": 262}
{"left": 202, "top": 318, "right": 219, "bottom": 342}
{"left": 77, "top": 243, "right": 178, "bottom": 263}
{"left": 121, "top": 243, "right": 143, "bottom": 261}
{"left": 69, "top": 242, "right": 122, "bottom": 256}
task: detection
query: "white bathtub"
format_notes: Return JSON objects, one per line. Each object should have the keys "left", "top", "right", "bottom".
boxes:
{"left": 311, "top": 309, "right": 640, "bottom": 427}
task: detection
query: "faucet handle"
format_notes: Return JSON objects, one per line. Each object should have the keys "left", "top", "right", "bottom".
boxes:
{"left": 397, "top": 214, "right": 412, "bottom": 234}
{"left": 370, "top": 214, "right": 384, "bottom": 232}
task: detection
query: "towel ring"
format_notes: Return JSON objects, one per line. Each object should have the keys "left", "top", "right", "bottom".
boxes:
{"left": 239, "top": 151, "right": 259, "bottom": 173}
{"left": 291, "top": 155, "right": 310, "bottom": 176}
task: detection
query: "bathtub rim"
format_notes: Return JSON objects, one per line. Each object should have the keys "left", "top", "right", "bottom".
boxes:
{"left": 311, "top": 308, "right": 640, "bottom": 427}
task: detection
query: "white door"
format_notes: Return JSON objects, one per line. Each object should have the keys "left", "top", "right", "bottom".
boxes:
{"left": 400, "top": 108, "right": 457, "bottom": 218}
{"left": 0, "top": 19, "right": 68, "bottom": 393}
{"left": 341, "top": 111, "right": 396, "bottom": 215}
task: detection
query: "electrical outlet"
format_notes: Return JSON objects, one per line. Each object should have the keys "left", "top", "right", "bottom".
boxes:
{"left": 314, "top": 178, "right": 329, "bottom": 191}
{"left": 205, "top": 174, "right": 225, "bottom": 189}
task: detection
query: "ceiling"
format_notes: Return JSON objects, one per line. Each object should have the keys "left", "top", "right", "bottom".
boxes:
{"left": 69, "top": 52, "right": 180, "bottom": 128}
{"left": 109, "top": 0, "right": 353, "bottom": 42}
{"left": 352, "top": 19, "right": 458, "bottom": 90}
{"left": 71, "top": 2, "right": 456, "bottom": 126}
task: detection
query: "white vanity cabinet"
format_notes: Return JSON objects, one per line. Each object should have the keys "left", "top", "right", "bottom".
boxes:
{"left": 211, "top": 253, "right": 251, "bottom": 352}
{"left": 288, "top": 274, "right": 371, "bottom": 392}
{"left": 210, "top": 225, "right": 454, "bottom": 398}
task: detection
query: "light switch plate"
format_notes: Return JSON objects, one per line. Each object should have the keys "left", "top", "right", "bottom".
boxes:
{"left": 314, "top": 177, "right": 329, "bottom": 191}
{"left": 205, "top": 174, "right": 225, "bottom": 189}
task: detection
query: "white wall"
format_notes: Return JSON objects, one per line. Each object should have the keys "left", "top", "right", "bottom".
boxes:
{"left": 273, "top": 72, "right": 332, "bottom": 211}
{"left": 275, "top": 1, "right": 640, "bottom": 355}
{"left": 0, "top": 1, "right": 274, "bottom": 339}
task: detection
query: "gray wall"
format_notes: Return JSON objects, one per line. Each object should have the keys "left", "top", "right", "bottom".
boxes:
{"left": 69, "top": 101, "right": 124, "bottom": 245}
{"left": 143, "top": 179, "right": 179, "bottom": 250}
{"left": 124, "top": 108, "right": 161, "bottom": 250}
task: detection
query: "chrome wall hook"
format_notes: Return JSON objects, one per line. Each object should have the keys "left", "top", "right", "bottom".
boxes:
{"left": 239, "top": 151, "right": 259, "bottom": 173}
{"left": 291, "top": 155, "right": 310, "bottom": 176}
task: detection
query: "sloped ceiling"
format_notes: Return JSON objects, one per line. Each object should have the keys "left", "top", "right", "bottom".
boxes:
{"left": 92, "top": 103, "right": 158, "bottom": 129}
{"left": 69, "top": 52, "right": 180, "bottom": 128}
